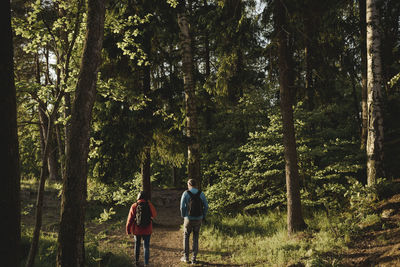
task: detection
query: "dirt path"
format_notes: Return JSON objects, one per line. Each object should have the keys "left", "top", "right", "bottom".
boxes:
{"left": 341, "top": 193, "right": 400, "bottom": 266}
{"left": 147, "top": 189, "right": 184, "bottom": 266}
{"left": 121, "top": 189, "right": 184, "bottom": 266}
{"left": 122, "top": 188, "right": 239, "bottom": 267}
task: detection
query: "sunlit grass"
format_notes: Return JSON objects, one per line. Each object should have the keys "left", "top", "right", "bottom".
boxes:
{"left": 21, "top": 177, "right": 62, "bottom": 192}
{"left": 199, "top": 211, "right": 347, "bottom": 266}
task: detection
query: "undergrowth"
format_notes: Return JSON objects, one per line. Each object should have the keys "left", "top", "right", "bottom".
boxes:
{"left": 199, "top": 211, "right": 347, "bottom": 266}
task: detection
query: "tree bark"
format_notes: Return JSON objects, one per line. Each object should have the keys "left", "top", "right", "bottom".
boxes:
{"left": 360, "top": 0, "right": 368, "bottom": 150}
{"left": 55, "top": 124, "right": 65, "bottom": 180}
{"left": 141, "top": 147, "right": 151, "bottom": 200}
{"left": 178, "top": 0, "right": 201, "bottom": 186}
{"left": 203, "top": 0, "right": 210, "bottom": 78}
{"left": 56, "top": 0, "right": 105, "bottom": 266}
{"left": 26, "top": 109, "right": 52, "bottom": 267}
{"left": 140, "top": 26, "right": 152, "bottom": 200}
{"left": 304, "top": 1, "right": 315, "bottom": 111}
{"left": 47, "top": 129, "right": 59, "bottom": 180}
{"left": 0, "top": 1, "right": 21, "bottom": 265}
{"left": 366, "top": 0, "right": 385, "bottom": 185}
{"left": 274, "top": 0, "right": 306, "bottom": 234}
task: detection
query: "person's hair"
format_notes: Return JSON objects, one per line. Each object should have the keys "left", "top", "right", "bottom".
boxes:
{"left": 187, "top": 179, "right": 197, "bottom": 187}
{"left": 137, "top": 191, "right": 148, "bottom": 201}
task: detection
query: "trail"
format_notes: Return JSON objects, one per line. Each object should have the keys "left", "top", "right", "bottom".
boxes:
{"left": 340, "top": 193, "right": 400, "bottom": 266}
{"left": 122, "top": 189, "right": 183, "bottom": 266}
{"left": 127, "top": 189, "right": 237, "bottom": 267}
{"left": 145, "top": 189, "right": 184, "bottom": 266}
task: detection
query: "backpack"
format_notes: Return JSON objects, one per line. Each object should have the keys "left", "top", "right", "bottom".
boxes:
{"left": 135, "top": 201, "right": 151, "bottom": 227}
{"left": 187, "top": 190, "right": 203, "bottom": 217}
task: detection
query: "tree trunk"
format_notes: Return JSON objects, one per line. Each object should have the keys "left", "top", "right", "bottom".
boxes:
{"left": 141, "top": 148, "right": 151, "bottom": 200}
{"left": 59, "top": 1, "right": 83, "bottom": 181}
{"left": 178, "top": 0, "right": 201, "bottom": 186}
{"left": 27, "top": 44, "right": 64, "bottom": 267}
{"left": 47, "top": 127, "right": 59, "bottom": 180}
{"left": 0, "top": 1, "right": 21, "bottom": 265}
{"left": 203, "top": 0, "right": 210, "bottom": 78}
{"left": 141, "top": 26, "right": 152, "bottom": 200}
{"left": 304, "top": 2, "right": 315, "bottom": 111}
{"left": 366, "top": 0, "right": 385, "bottom": 185}
{"left": 360, "top": 0, "right": 368, "bottom": 150}
{"left": 274, "top": 0, "right": 307, "bottom": 234}
{"left": 55, "top": 124, "right": 65, "bottom": 181}
{"left": 56, "top": 0, "right": 105, "bottom": 266}
{"left": 26, "top": 109, "right": 52, "bottom": 267}
{"left": 172, "top": 166, "right": 178, "bottom": 187}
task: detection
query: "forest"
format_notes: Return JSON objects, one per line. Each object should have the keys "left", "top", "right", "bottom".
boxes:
{"left": 2, "top": 0, "right": 400, "bottom": 266}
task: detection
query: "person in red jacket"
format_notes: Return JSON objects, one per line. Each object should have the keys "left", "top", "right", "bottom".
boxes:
{"left": 126, "top": 191, "right": 157, "bottom": 266}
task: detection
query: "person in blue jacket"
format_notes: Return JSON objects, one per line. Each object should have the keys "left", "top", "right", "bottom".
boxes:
{"left": 180, "top": 179, "right": 208, "bottom": 264}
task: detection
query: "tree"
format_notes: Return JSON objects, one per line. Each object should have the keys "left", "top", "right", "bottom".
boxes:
{"left": 57, "top": 0, "right": 105, "bottom": 266}
{"left": 26, "top": 72, "right": 63, "bottom": 267}
{"left": 366, "top": 0, "right": 385, "bottom": 185}
{"left": 274, "top": 0, "right": 306, "bottom": 234}
{"left": 359, "top": 0, "right": 368, "bottom": 150}
{"left": 13, "top": 0, "right": 86, "bottom": 184}
{"left": 140, "top": 26, "right": 152, "bottom": 199}
{"left": 0, "top": 0, "right": 21, "bottom": 265}
{"left": 177, "top": 0, "right": 201, "bottom": 185}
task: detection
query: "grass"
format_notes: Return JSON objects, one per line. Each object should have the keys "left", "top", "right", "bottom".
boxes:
{"left": 20, "top": 178, "right": 133, "bottom": 267}
{"left": 198, "top": 211, "right": 348, "bottom": 266}
{"left": 21, "top": 177, "right": 396, "bottom": 266}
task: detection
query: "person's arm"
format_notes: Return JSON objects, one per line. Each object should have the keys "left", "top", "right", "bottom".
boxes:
{"left": 201, "top": 192, "right": 208, "bottom": 218}
{"left": 180, "top": 192, "right": 187, "bottom": 218}
{"left": 149, "top": 201, "right": 157, "bottom": 219}
{"left": 126, "top": 203, "right": 136, "bottom": 234}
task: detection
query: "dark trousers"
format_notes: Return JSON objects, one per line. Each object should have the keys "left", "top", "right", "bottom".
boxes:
{"left": 183, "top": 218, "right": 202, "bottom": 260}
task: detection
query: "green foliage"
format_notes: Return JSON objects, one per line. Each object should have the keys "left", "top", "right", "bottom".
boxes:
{"left": 21, "top": 229, "right": 58, "bottom": 267}
{"left": 388, "top": 72, "right": 400, "bottom": 88}
{"left": 87, "top": 178, "right": 115, "bottom": 204}
{"left": 320, "top": 179, "right": 379, "bottom": 243}
{"left": 111, "top": 176, "right": 142, "bottom": 206}
{"left": 21, "top": 227, "right": 132, "bottom": 267}
{"left": 166, "top": 0, "right": 178, "bottom": 8}
{"left": 108, "top": 11, "right": 152, "bottom": 65}
{"left": 87, "top": 176, "right": 141, "bottom": 206}
{"left": 206, "top": 101, "right": 365, "bottom": 214}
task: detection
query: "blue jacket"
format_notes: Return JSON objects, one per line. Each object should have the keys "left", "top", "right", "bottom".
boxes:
{"left": 180, "top": 188, "right": 208, "bottom": 220}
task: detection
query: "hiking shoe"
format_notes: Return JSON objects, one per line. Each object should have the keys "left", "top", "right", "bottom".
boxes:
{"left": 180, "top": 256, "right": 189, "bottom": 263}
{"left": 191, "top": 259, "right": 198, "bottom": 265}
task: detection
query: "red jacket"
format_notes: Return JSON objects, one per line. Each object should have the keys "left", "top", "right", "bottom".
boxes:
{"left": 126, "top": 200, "right": 157, "bottom": 235}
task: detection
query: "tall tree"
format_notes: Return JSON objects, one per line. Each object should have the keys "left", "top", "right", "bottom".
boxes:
{"left": 274, "top": 0, "right": 306, "bottom": 234}
{"left": 366, "top": 0, "right": 385, "bottom": 185}
{"left": 141, "top": 24, "right": 152, "bottom": 199}
{"left": 177, "top": 0, "right": 201, "bottom": 185}
{"left": 360, "top": 0, "right": 368, "bottom": 150}
{"left": 0, "top": 0, "right": 21, "bottom": 266}
{"left": 57, "top": 0, "right": 105, "bottom": 266}
{"left": 26, "top": 70, "right": 64, "bottom": 267}
{"left": 302, "top": 0, "right": 321, "bottom": 111}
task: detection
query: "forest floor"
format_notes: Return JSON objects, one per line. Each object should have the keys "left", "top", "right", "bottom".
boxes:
{"left": 21, "top": 183, "right": 400, "bottom": 266}
{"left": 339, "top": 192, "right": 400, "bottom": 266}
